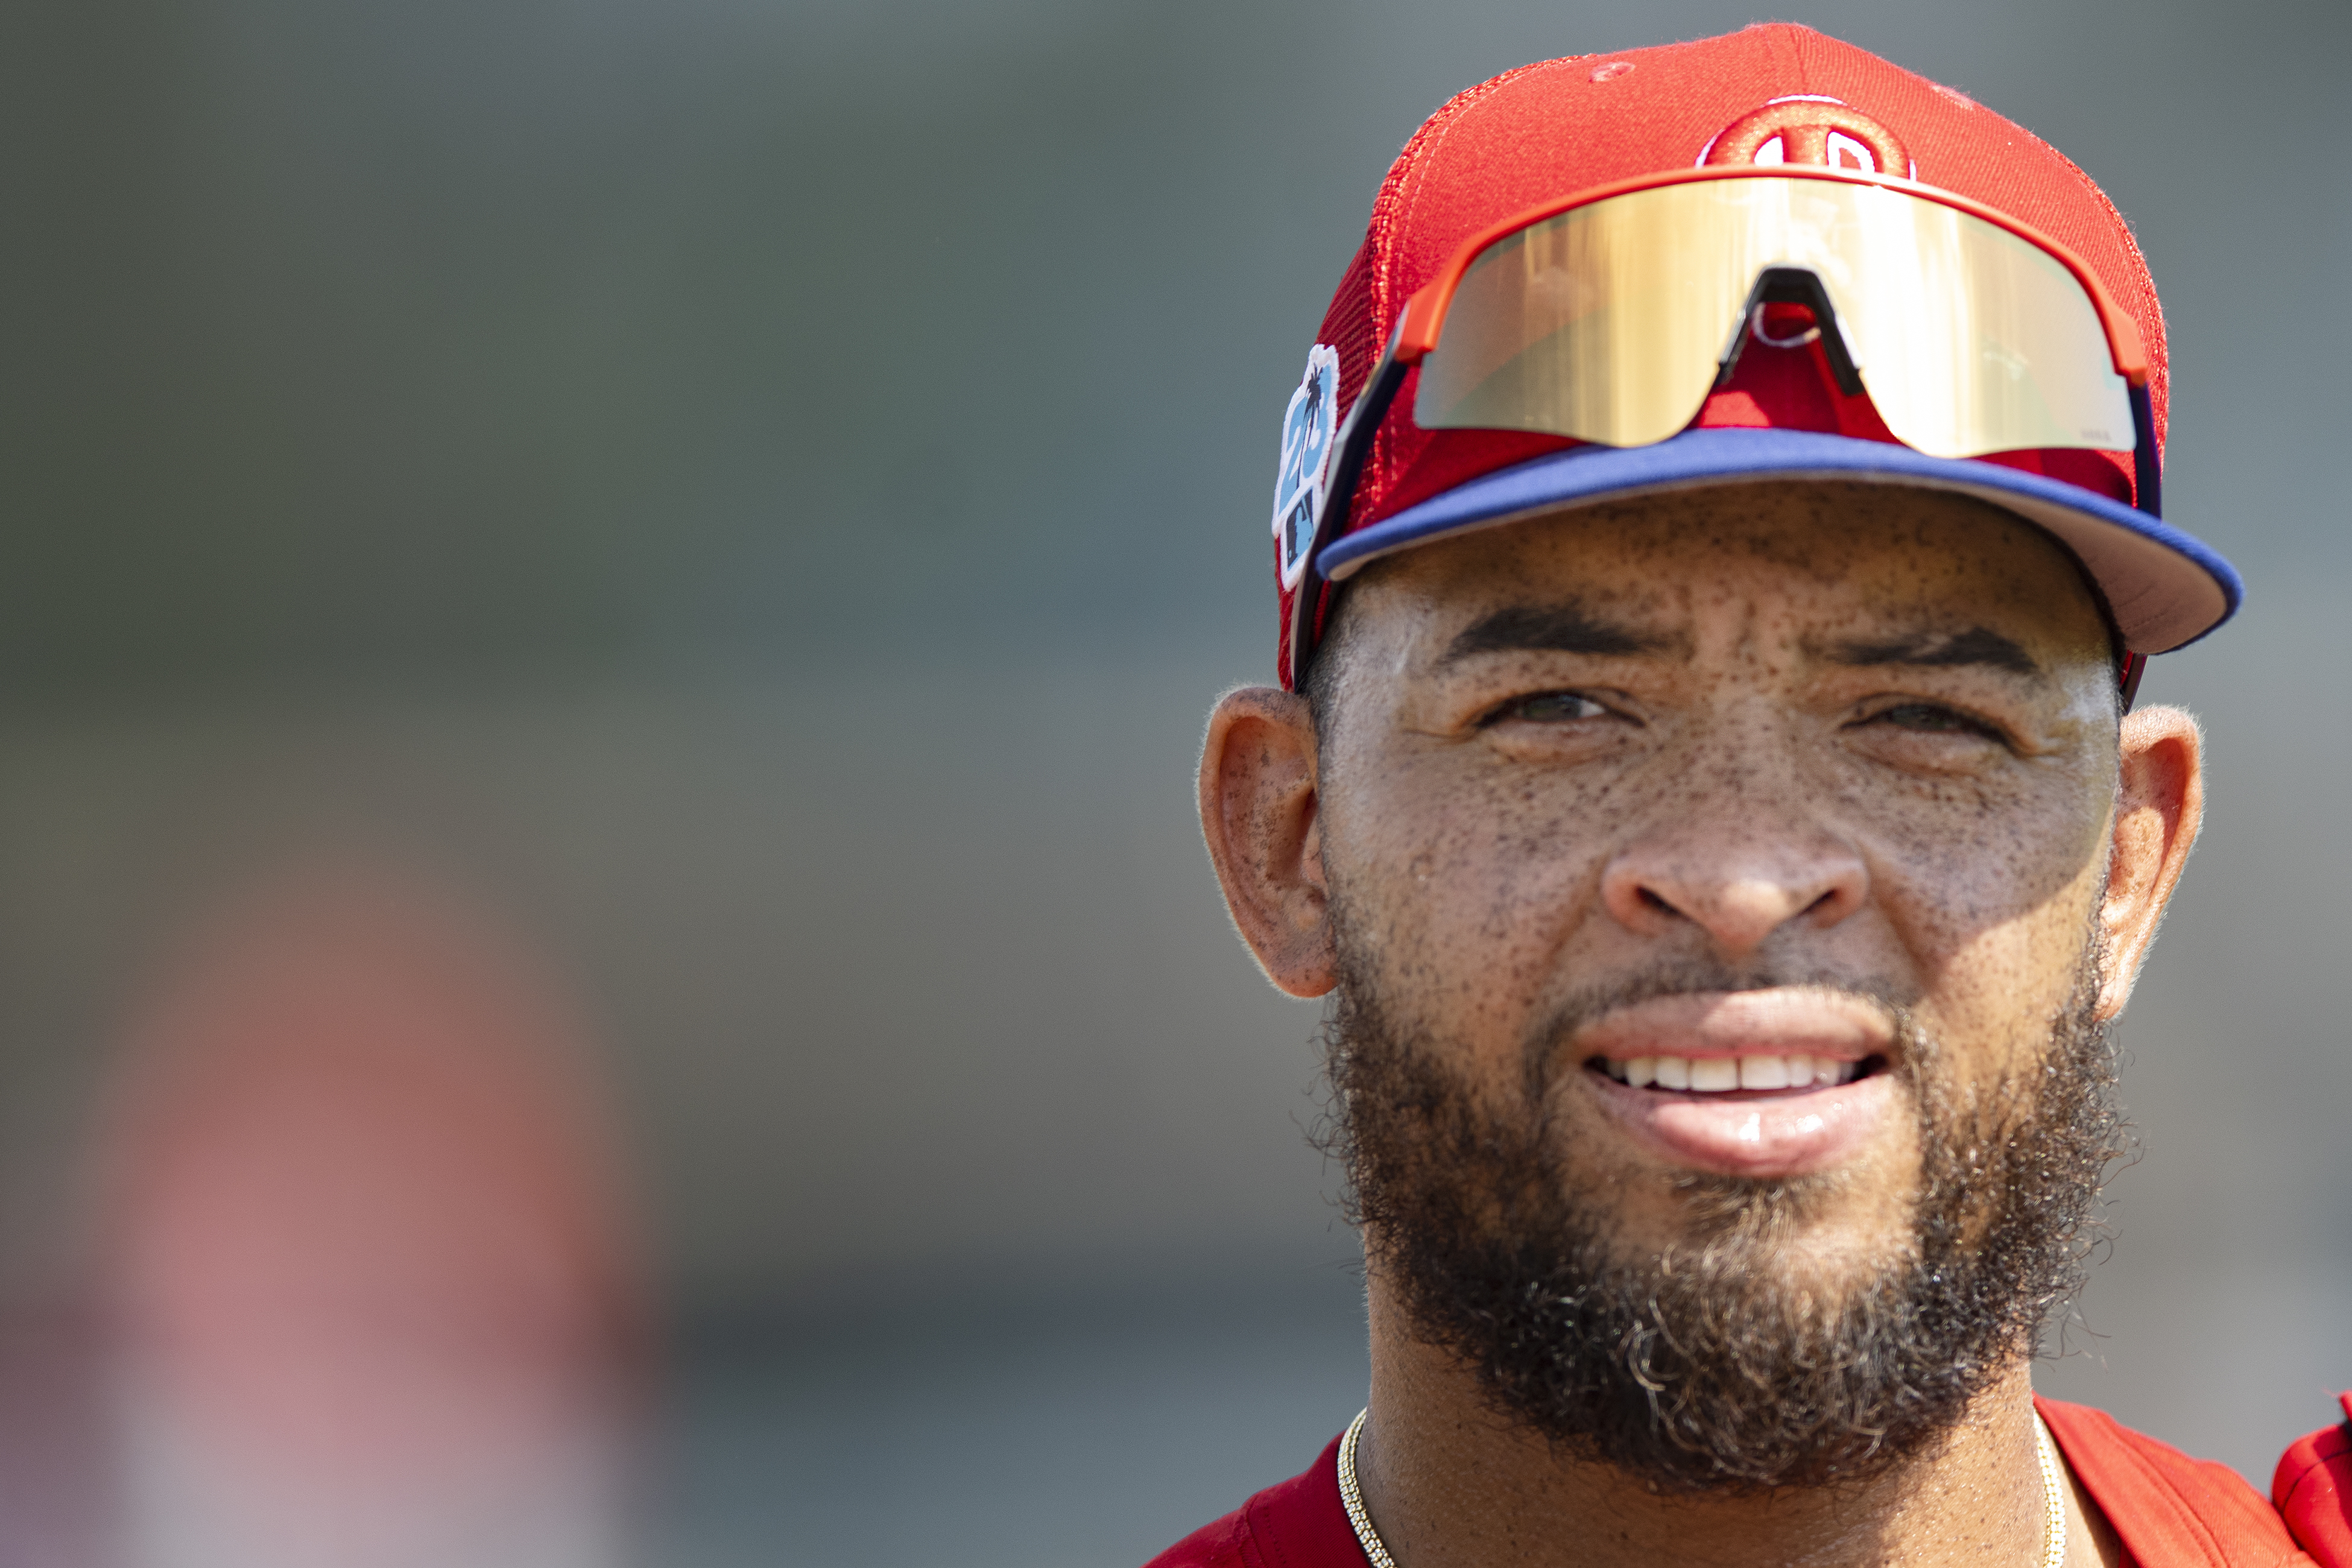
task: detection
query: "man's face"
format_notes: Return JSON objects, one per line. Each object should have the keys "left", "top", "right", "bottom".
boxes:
{"left": 1315, "top": 480, "right": 2119, "bottom": 1256}
{"left": 1265, "top": 481, "right": 2175, "bottom": 1486}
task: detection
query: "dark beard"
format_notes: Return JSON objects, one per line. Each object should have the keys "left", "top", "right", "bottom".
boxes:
{"left": 1326, "top": 946, "right": 2120, "bottom": 1494}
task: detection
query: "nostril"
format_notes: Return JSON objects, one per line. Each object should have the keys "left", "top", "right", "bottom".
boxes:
{"left": 1639, "top": 887, "right": 1677, "bottom": 914}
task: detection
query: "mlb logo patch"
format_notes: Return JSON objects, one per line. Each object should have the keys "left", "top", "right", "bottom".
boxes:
{"left": 1272, "top": 345, "right": 1340, "bottom": 588}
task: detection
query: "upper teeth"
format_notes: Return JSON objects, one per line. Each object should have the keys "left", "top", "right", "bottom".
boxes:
{"left": 1604, "top": 1055, "right": 1857, "bottom": 1090}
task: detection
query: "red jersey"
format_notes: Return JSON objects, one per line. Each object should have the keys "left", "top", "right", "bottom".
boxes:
{"left": 1145, "top": 1398, "right": 2313, "bottom": 1568}
{"left": 2274, "top": 1395, "right": 2352, "bottom": 1567}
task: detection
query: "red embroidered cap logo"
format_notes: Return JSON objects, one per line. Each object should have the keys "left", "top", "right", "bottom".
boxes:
{"left": 1700, "top": 96, "right": 1911, "bottom": 176}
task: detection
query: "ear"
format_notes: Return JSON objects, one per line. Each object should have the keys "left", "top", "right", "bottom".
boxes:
{"left": 1198, "top": 687, "right": 1336, "bottom": 997}
{"left": 2097, "top": 703, "right": 2205, "bottom": 1018}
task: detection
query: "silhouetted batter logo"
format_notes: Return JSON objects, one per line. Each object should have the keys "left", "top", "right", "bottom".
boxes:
{"left": 1272, "top": 344, "right": 1340, "bottom": 588}
{"left": 1701, "top": 96, "right": 1912, "bottom": 178}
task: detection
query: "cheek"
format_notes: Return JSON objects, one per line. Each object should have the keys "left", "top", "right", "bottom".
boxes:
{"left": 1908, "top": 882, "right": 2102, "bottom": 1093}
{"left": 1834, "top": 748, "right": 2113, "bottom": 943}
{"left": 1331, "top": 754, "right": 1626, "bottom": 1034}
{"left": 1860, "top": 771, "right": 2113, "bottom": 1052}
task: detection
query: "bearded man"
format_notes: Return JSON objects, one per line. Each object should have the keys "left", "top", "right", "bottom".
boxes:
{"left": 1151, "top": 25, "right": 2341, "bottom": 1568}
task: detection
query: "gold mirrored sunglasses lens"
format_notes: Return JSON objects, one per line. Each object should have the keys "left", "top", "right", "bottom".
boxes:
{"left": 1415, "top": 185, "right": 1736, "bottom": 449}
{"left": 1841, "top": 194, "right": 2132, "bottom": 457}
{"left": 1414, "top": 177, "right": 2132, "bottom": 460}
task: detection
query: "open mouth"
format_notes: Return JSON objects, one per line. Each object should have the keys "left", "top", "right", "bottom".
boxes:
{"left": 1586, "top": 1053, "right": 1889, "bottom": 1092}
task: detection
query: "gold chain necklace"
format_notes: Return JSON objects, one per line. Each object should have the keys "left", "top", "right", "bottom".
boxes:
{"left": 1335, "top": 1406, "right": 2070, "bottom": 1568}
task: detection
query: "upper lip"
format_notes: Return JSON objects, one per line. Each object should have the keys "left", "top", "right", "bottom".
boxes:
{"left": 1571, "top": 987, "right": 1897, "bottom": 1065}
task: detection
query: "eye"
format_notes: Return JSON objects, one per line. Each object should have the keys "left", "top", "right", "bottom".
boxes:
{"left": 1491, "top": 691, "right": 1608, "bottom": 725}
{"left": 1864, "top": 702, "right": 2001, "bottom": 740}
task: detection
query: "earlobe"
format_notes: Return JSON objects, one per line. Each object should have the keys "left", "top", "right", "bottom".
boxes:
{"left": 2097, "top": 703, "right": 2205, "bottom": 1018}
{"left": 1197, "top": 688, "right": 1337, "bottom": 997}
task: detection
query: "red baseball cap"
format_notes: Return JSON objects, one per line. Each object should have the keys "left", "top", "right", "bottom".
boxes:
{"left": 1271, "top": 24, "right": 2241, "bottom": 691}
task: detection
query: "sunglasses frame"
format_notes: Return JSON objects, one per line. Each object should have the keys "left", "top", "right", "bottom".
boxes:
{"left": 1288, "top": 164, "right": 2162, "bottom": 707}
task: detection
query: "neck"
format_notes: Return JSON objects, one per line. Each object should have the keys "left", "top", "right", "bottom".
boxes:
{"left": 1357, "top": 1279, "right": 2064, "bottom": 1568}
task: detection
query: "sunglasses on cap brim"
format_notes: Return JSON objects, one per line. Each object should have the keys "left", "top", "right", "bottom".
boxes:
{"left": 1286, "top": 165, "right": 2161, "bottom": 706}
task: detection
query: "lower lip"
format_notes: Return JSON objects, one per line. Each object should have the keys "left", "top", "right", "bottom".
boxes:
{"left": 1588, "top": 1069, "right": 1896, "bottom": 1177}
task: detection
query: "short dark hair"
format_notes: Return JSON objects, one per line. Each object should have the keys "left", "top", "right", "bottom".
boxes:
{"left": 1298, "top": 586, "right": 1359, "bottom": 748}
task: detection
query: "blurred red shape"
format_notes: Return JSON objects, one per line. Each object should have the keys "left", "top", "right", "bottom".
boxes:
{"left": 89, "top": 861, "right": 650, "bottom": 1567}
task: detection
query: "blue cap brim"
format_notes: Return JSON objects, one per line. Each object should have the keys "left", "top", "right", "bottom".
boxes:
{"left": 1316, "top": 429, "right": 2240, "bottom": 654}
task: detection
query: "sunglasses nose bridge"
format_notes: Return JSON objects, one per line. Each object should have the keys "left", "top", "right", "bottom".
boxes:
{"left": 1719, "top": 265, "right": 1865, "bottom": 398}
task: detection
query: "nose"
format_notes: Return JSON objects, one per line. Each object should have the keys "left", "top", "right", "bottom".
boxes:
{"left": 1599, "top": 819, "right": 1868, "bottom": 959}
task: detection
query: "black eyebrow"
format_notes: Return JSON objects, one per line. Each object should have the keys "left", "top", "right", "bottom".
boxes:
{"left": 1822, "top": 627, "right": 2042, "bottom": 677}
{"left": 1442, "top": 603, "right": 1671, "bottom": 664}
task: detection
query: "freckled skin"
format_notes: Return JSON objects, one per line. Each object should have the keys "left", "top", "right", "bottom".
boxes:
{"left": 1323, "top": 487, "right": 2112, "bottom": 1266}
{"left": 1198, "top": 482, "right": 2205, "bottom": 1568}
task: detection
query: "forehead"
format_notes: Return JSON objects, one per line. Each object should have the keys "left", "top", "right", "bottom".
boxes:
{"left": 1343, "top": 481, "right": 2112, "bottom": 659}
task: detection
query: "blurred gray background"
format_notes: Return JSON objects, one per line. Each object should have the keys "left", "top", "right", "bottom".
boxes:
{"left": 0, "top": 0, "right": 2342, "bottom": 1562}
